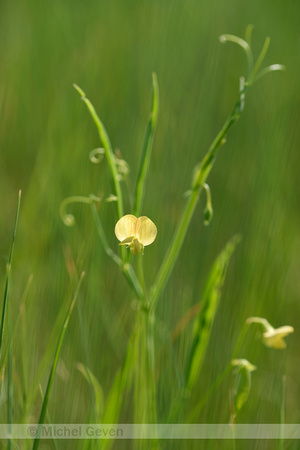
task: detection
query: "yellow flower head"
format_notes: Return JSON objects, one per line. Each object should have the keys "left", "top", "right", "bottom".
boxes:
{"left": 247, "top": 317, "right": 294, "bottom": 350}
{"left": 262, "top": 326, "right": 294, "bottom": 349}
{"left": 115, "top": 214, "right": 157, "bottom": 255}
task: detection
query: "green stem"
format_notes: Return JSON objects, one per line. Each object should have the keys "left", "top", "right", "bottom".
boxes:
{"left": 150, "top": 87, "right": 246, "bottom": 312}
{"left": 138, "top": 253, "right": 148, "bottom": 307}
{"left": 134, "top": 309, "right": 158, "bottom": 448}
{"left": 90, "top": 203, "right": 143, "bottom": 300}
{"left": 134, "top": 254, "right": 158, "bottom": 448}
{"left": 146, "top": 311, "right": 158, "bottom": 425}
{"left": 150, "top": 187, "right": 201, "bottom": 312}
{"left": 90, "top": 203, "right": 123, "bottom": 266}
{"left": 122, "top": 263, "right": 144, "bottom": 301}
{"left": 73, "top": 84, "right": 124, "bottom": 221}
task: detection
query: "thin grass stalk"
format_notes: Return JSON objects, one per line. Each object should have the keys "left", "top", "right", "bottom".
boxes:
{"left": 20, "top": 275, "right": 33, "bottom": 407}
{"left": 32, "top": 272, "right": 85, "bottom": 450}
{"left": 0, "top": 191, "right": 21, "bottom": 449}
{"left": 7, "top": 265, "right": 13, "bottom": 450}
{"left": 23, "top": 294, "right": 71, "bottom": 421}
{"left": 38, "top": 385, "right": 59, "bottom": 450}
{"left": 279, "top": 375, "right": 286, "bottom": 450}
{"left": 0, "top": 191, "right": 21, "bottom": 361}
{"left": 90, "top": 203, "right": 122, "bottom": 266}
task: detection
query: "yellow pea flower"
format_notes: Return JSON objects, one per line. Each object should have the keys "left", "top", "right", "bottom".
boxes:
{"left": 247, "top": 317, "right": 294, "bottom": 350}
{"left": 262, "top": 326, "right": 294, "bottom": 349}
{"left": 115, "top": 214, "right": 157, "bottom": 255}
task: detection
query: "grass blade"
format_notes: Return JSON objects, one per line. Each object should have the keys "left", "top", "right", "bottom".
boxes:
{"left": 0, "top": 190, "right": 21, "bottom": 361}
{"left": 32, "top": 271, "right": 85, "bottom": 450}
{"left": 185, "top": 235, "right": 240, "bottom": 391}
{"left": 101, "top": 329, "right": 137, "bottom": 450}
{"left": 0, "top": 190, "right": 21, "bottom": 450}
{"left": 133, "top": 72, "right": 159, "bottom": 217}
{"left": 77, "top": 362, "right": 104, "bottom": 422}
{"left": 38, "top": 384, "right": 59, "bottom": 450}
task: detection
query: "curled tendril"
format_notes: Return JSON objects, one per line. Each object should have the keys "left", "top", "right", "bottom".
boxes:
{"left": 115, "top": 159, "right": 129, "bottom": 180}
{"left": 219, "top": 27, "right": 285, "bottom": 86}
{"left": 89, "top": 148, "right": 105, "bottom": 164}
{"left": 60, "top": 194, "right": 101, "bottom": 227}
{"left": 253, "top": 64, "right": 286, "bottom": 84}
{"left": 219, "top": 33, "right": 253, "bottom": 81}
{"left": 114, "top": 150, "right": 129, "bottom": 181}
{"left": 106, "top": 194, "right": 118, "bottom": 202}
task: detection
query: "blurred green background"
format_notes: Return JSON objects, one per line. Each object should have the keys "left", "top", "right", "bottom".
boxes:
{"left": 1, "top": 0, "right": 300, "bottom": 448}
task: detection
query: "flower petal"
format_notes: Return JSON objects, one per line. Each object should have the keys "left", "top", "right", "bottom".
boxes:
{"left": 272, "top": 326, "right": 294, "bottom": 337}
{"left": 130, "top": 238, "right": 143, "bottom": 255}
{"left": 119, "top": 236, "right": 135, "bottom": 246}
{"left": 136, "top": 216, "right": 157, "bottom": 246}
{"left": 263, "top": 326, "right": 294, "bottom": 349}
{"left": 115, "top": 215, "right": 137, "bottom": 242}
{"left": 263, "top": 334, "right": 286, "bottom": 349}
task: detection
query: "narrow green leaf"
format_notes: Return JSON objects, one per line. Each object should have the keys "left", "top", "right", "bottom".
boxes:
{"left": 32, "top": 272, "right": 85, "bottom": 450}
{"left": 134, "top": 73, "right": 159, "bottom": 217}
{"left": 185, "top": 235, "right": 240, "bottom": 390}
{"left": 38, "top": 385, "right": 59, "bottom": 450}
{"left": 250, "top": 37, "right": 270, "bottom": 83}
{"left": 23, "top": 291, "right": 72, "bottom": 420}
{"left": 0, "top": 191, "right": 21, "bottom": 450}
{"left": 101, "top": 329, "right": 137, "bottom": 450}
{"left": 0, "top": 190, "right": 21, "bottom": 361}
{"left": 245, "top": 24, "right": 253, "bottom": 46}
{"left": 77, "top": 362, "right": 104, "bottom": 422}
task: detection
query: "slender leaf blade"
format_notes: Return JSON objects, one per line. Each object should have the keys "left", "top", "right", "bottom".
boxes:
{"left": 0, "top": 190, "right": 21, "bottom": 360}
{"left": 185, "top": 235, "right": 240, "bottom": 390}
{"left": 77, "top": 362, "right": 104, "bottom": 422}
{"left": 101, "top": 328, "right": 137, "bottom": 450}
{"left": 134, "top": 73, "right": 159, "bottom": 217}
{"left": 32, "top": 272, "right": 85, "bottom": 450}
